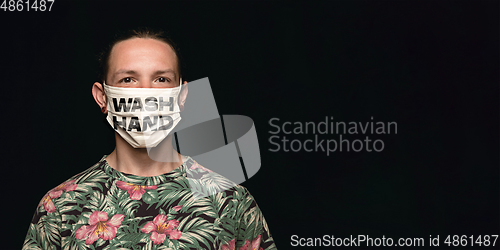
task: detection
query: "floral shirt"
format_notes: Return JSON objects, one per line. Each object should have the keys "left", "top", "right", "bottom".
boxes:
{"left": 23, "top": 155, "right": 276, "bottom": 250}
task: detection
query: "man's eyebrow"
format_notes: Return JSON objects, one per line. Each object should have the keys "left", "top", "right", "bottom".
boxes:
{"left": 112, "top": 69, "right": 177, "bottom": 80}
{"left": 113, "top": 70, "right": 138, "bottom": 77}
{"left": 153, "top": 69, "right": 176, "bottom": 76}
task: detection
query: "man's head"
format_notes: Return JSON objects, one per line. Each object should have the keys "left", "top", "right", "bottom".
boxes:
{"left": 92, "top": 28, "right": 188, "bottom": 113}
{"left": 99, "top": 28, "right": 182, "bottom": 85}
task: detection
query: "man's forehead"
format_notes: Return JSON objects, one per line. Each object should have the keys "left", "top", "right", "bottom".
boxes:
{"left": 109, "top": 38, "right": 178, "bottom": 69}
{"left": 113, "top": 37, "right": 174, "bottom": 52}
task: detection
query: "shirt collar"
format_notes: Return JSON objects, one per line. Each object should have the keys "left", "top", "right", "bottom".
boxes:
{"left": 98, "top": 155, "right": 189, "bottom": 186}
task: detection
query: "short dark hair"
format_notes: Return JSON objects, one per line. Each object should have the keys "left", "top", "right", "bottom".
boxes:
{"left": 98, "top": 28, "right": 183, "bottom": 83}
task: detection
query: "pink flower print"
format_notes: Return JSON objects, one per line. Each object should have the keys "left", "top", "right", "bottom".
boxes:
{"left": 38, "top": 195, "right": 56, "bottom": 213}
{"left": 141, "top": 214, "right": 182, "bottom": 245}
{"left": 49, "top": 179, "right": 78, "bottom": 198}
{"left": 239, "top": 240, "right": 249, "bottom": 250}
{"left": 221, "top": 238, "right": 235, "bottom": 250}
{"left": 75, "top": 211, "right": 124, "bottom": 245}
{"left": 116, "top": 181, "right": 158, "bottom": 200}
{"left": 189, "top": 162, "right": 212, "bottom": 172}
{"left": 38, "top": 179, "right": 78, "bottom": 213}
{"left": 239, "top": 235, "right": 262, "bottom": 250}
{"left": 172, "top": 205, "right": 182, "bottom": 212}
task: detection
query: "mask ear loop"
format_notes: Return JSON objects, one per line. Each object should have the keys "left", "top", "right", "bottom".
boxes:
{"left": 101, "top": 81, "right": 108, "bottom": 113}
{"left": 178, "top": 77, "right": 183, "bottom": 98}
{"left": 175, "top": 77, "right": 183, "bottom": 158}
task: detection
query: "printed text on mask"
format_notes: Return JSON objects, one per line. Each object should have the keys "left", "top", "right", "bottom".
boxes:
{"left": 111, "top": 96, "right": 175, "bottom": 132}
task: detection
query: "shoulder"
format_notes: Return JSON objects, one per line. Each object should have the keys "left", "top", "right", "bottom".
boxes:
{"left": 184, "top": 157, "right": 255, "bottom": 201}
{"left": 52, "top": 156, "right": 108, "bottom": 188}
{"left": 225, "top": 183, "right": 253, "bottom": 201}
{"left": 36, "top": 157, "right": 108, "bottom": 213}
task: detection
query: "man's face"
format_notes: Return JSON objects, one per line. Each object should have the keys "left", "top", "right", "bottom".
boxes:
{"left": 107, "top": 38, "right": 179, "bottom": 88}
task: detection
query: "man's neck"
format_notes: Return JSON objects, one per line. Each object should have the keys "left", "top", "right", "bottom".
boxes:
{"left": 106, "top": 133, "right": 183, "bottom": 177}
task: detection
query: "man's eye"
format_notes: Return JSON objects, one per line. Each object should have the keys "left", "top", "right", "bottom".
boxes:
{"left": 157, "top": 77, "right": 170, "bottom": 83}
{"left": 119, "top": 77, "right": 133, "bottom": 83}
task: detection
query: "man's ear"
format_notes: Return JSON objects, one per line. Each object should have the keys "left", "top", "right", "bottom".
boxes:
{"left": 92, "top": 82, "right": 107, "bottom": 114}
{"left": 179, "top": 81, "right": 188, "bottom": 112}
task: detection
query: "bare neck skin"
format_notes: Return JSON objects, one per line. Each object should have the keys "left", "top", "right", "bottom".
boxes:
{"left": 106, "top": 132, "right": 183, "bottom": 177}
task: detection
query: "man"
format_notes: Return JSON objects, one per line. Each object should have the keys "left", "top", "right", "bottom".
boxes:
{"left": 23, "top": 28, "right": 276, "bottom": 250}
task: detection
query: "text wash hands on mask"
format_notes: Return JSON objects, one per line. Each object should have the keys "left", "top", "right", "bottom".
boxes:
{"left": 103, "top": 79, "right": 182, "bottom": 148}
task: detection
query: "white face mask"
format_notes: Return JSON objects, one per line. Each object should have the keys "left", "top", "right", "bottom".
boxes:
{"left": 103, "top": 79, "right": 182, "bottom": 148}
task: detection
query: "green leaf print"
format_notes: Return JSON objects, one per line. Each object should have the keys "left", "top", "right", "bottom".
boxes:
{"left": 23, "top": 156, "right": 277, "bottom": 250}
{"left": 142, "top": 189, "right": 159, "bottom": 204}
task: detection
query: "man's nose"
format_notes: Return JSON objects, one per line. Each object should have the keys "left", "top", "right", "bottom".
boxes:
{"left": 138, "top": 81, "right": 153, "bottom": 88}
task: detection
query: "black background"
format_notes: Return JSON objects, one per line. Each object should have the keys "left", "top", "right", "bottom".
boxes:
{"left": 2, "top": 0, "right": 498, "bottom": 249}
